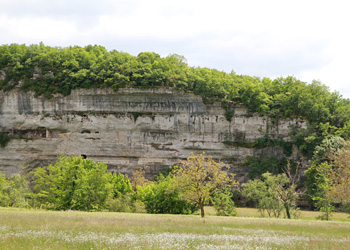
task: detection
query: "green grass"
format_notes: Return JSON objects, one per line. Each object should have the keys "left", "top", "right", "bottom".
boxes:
{"left": 204, "top": 206, "right": 350, "bottom": 221}
{"left": 0, "top": 207, "right": 349, "bottom": 249}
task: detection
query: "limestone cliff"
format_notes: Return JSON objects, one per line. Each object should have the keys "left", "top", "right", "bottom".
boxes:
{"left": 0, "top": 88, "right": 306, "bottom": 181}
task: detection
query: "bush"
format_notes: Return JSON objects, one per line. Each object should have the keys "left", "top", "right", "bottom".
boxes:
{"left": 107, "top": 195, "right": 133, "bottom": 213}
{"left": 245, "top": 156, "right": 288, "bottom": 180}
{"left": 0, "top": 174, "right": 10, "bottom": 206}
{"left": 107, "top": 194, "right": 146, "bottom": 213}
{"left": 6, "top": 174, "right": 32, "bottom": 207}
{"left": 0, "top": 173, "right": 32, "bottom": 208}
{"left": 136, "top": 174, "right": 198, "bottom": 214}
{"left": 212, "top": 191, "right": 237, "bottom": 216}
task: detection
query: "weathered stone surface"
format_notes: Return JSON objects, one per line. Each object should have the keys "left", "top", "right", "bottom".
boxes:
{"left": 0, "top": 88, "right": 307, "bottom": 181}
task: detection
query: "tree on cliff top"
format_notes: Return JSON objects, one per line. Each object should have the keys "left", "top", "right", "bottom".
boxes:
{"left": 171, "top": 152, "right": 238, "bottom": 218}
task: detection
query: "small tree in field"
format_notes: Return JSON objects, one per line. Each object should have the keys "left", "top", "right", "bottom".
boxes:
{"left": 242, "top": 162, "right": 301, "bottom": 219}
{"left": 172, "top": 152, "right": 238, "bottom": 218}
{"left": 212, "top": 190, "right": 237, "bottom": 216}
{"left": 242, "top": 174, "right": 284, "bottom": 218}
{"left": 305, "top": 136, "right": 345, "bottom": 208}
{"left": 273, "top": 162, "right": 301, "bottom": 219}
{"left": 312, "top": 163, "right": 334, "bottom": 220}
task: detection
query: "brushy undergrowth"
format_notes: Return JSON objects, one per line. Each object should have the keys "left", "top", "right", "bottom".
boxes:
{"left": 0, "top": 208, "right": 349, "bottom": 249}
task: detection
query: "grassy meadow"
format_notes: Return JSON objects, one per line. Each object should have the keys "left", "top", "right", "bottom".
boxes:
{"left": 0, "top": 207, "right": 349, "bottom": 250}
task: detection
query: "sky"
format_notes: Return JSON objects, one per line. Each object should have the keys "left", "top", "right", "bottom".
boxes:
{"left": 1, "top": 0, "right": 350, "bottom": 98}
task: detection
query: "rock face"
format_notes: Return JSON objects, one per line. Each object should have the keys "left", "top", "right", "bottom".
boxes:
{"left": 0, "top": 88, "right": 306, "bottom": 181}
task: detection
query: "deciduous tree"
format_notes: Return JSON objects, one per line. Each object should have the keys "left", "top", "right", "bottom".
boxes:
{"left": 242, "top": 162, "right": 301, "bottom": 219}
{"left": 172, "top": 152, "right": 238, "bottom": 218}
{"left": 130, "top": 169, "right": 151, "bottom": 191}
{"left": 31, "top": 155, "right": 112, "bottom": 211}
{"left": 328, "top": 141, "right": 350, "bottom": 208}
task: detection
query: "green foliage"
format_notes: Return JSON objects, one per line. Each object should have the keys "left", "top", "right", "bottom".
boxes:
{"left": 172, "top": 152, "right": 238, "bottom": 217}
{"left": 153, "top": 165, "right": 177, "bottom": 181}
{"left": 242, "top": 171, "right": 300, "bottom": 219}
{"left": 242, "top": 174, "right": 283, "bottom": 218}
{"left": 288, "top": 125, "right": 321, "bottom": 158}
{"left": 312, "top": 163, "right": 334, "bottom": 220}
{"left": 0, "top": 132, "right": 11, "bottom": 148}
{"left": 305, "top": 136, "right": 345, "bottom": 207}
{"left": 244, "top": 155, "right": 288, "bottom": 180}
{"left": 326, "top": 140, "right": 350, "bottom": 211}
{"left": 107, "top": 194, "right": 146, "bottom": 213}
{"left": 106, "top": 172, "right": 144, "bottom": 213}
{"left": 31, "top": 155, "right": 113, "bottom": 211}
{"left": 110, "top": 172, "right": 133, "bottom": 198}
{"left": 212, "top": 191, "right": 237, "bottom": 216}
{"left": 0, "top": 44, "right": 348, "bottom": 125}
{"left": 221, "top": 101, "right": 234, "bottom": 122}
{"left": 136, "top": 174, "right": 198, "bottom": 214}
{"left": 0, "top": 173, "right": 31, "bottom": 207}
{"left": 312, "top": 136, "right": 345, "bottom": 164}
{"left": 107, "top": 195, "right": 133, "bottom": 213}
{"left": 6, "top": 174, "right": 32, "bottom": 207}
{"left": 254, "top": 135, "right": 293, "bottom": 156}
{"left": 0, "top": 174, "right": 10, "bottom": 206}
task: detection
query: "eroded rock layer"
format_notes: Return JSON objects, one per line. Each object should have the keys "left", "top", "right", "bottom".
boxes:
{"left": 0, "top": 88, "right": 305, "bottom": 181}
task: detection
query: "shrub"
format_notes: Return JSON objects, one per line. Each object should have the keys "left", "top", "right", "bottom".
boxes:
{"left": 108, "top": 195, "right": 131, "bottom": 213}
{"left": 0, "top": 174, "right": 10, "bottom": 206}
{"left": 136, "top": 174, "right": 198, "bottom": 214}
{"left": 212, "top": 191, "right": 237, "bottom": 216}
{"left": 245, "top": 155, "right": 288, "bottom": 180}
{"left": 0, "top": 173, "right": 31, "bottom": 208}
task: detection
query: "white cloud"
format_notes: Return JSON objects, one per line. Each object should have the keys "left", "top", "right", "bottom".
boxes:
{"left": 0, "top": 0, "right": 349, "bottom": 97}
{"left": 0, "top": 15, "right": 77, "bottom": 45}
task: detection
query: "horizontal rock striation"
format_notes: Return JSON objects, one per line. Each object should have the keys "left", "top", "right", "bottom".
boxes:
{"left": 0, "top": 88, "right": 306, "bottom": 181}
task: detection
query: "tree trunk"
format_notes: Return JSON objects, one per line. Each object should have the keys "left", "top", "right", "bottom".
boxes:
{"left": 200, "top": 202, "right": 205, "bottom": 218}
{"left": 325, "top": 200, "right": 329, "bottom": 220}
{"left": 284, "top": 204, "right": 291, "bottom": 219}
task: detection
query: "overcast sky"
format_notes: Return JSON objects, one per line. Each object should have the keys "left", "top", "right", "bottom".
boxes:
{"left": 1, "top": 0, "right": 350, "bottom": 98}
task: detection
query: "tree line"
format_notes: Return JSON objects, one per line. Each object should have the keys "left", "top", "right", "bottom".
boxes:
{"left": 0, "top": 154, "right": 238, "bottom": 218}
{"left": 1, "top": 148, "right": 349, "bottom": 220}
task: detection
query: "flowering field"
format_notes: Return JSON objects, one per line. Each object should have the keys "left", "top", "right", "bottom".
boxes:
{"left": 0, "top": 208, "right": 349, "bottom": 249}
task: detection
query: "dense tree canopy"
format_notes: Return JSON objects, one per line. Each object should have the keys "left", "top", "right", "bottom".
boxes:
{"left": 31, "top": 155, "right": 113, "bottom": 211}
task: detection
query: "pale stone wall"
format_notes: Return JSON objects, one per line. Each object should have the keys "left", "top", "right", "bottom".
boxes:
{"left": 0, "top": 88, "right": 306, "bottom": 181}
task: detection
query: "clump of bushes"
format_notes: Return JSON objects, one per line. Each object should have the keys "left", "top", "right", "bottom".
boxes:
{"left": 0, "top": 173, "right": 31, "bottom": 208}
{"left": 244, "top": 155, "right": 289, "bottom": 180}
